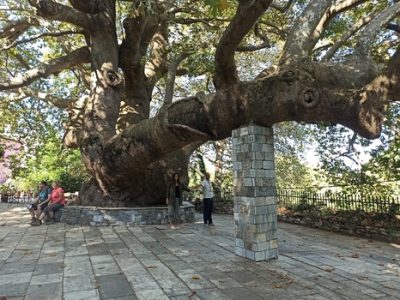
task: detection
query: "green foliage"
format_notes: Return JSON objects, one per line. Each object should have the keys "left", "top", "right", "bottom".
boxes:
{"left": 313, "top": 103, "right": 400, "bottom": 197}
{"left": 204, "top": 0, "right": 230, "bottom": 16}
{"left": 12, "top": 132, "right": 88, "bottom": 192}
{"left": 275, "top": 154, "right": 315, "bottom": 189}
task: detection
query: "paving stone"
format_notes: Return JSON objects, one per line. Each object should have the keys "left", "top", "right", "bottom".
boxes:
{"left": 63, "top": 274, "right": 97, "bottom": 292}
{"left": 221, "top": 287, "right": 264, "bottom": 300}
{"left": 64, "top": 256, "right": 93, "bottom": 277}
{"left": 92, "top": 262, "right": 121, "bottom": 276}
{"left": 0, "top": 260, "right": 36, "bottom": 275}
{"left": 30, "top": 272, "right": 63, "bottom": 285}
{"left": 90, "top": 254, "right": 115, "bottom": 264}
{"left": 96, "top": 274, "right": 135, "bottom": 299}
{"left": 64, "top": 289, "right": 100, "bottom": 300}
{"left": 33, "top": 262, "right": 64, "bottom": 275}
{"left": 133, "top": 288, "right": 169, "bottom": 300}
{"left": 195, "top": 288, "right": 230, "bottom": 300}
{"left": 205, "top": 272, "right": 242, "bottom": 289}
{"left": 25, "top": 282, "right": 62, "bottom": 300}
{"left": 0, "top": 282, "right": 29, "bottom": 297}
{"left": 0, "top": 271, "right": 32, "bottom": 285}
{"left": 87, "top": 243, "right": 111, "bottom": 256}
{"left": 106, "top": 296, "right": 139, "bottom": 300}
{"left": 65, "top": 246, "right": 89, "bottom": 257}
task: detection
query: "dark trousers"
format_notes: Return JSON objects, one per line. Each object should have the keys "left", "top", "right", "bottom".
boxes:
{"left": 203, "top": 198, "right": 213, "bottom": 224}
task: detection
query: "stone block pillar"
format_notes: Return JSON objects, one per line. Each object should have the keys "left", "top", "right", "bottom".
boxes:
{"left": 232, "top": 125, "right": 278, "bottom": 261}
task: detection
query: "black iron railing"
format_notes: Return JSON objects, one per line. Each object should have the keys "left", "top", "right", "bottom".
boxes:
{"left": 277, "top": 189, "right": 400, "bottom": 213}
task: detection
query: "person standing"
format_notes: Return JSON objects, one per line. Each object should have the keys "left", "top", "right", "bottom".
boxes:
{"left": 31, "top": 181, "right": 65, "bottom": 226}
{"left": 201, "top": 173, "right": 214, "bottom": 226}
{"left": 166, "top": 173, "right": 190, "bottom": 228}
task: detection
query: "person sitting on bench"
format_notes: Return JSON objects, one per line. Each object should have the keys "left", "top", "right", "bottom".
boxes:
{"left": 31, "top": 181, "right": 65, "bottom": 226}
{"left": 28, "top": 181, "right": 51, "bottom": 224}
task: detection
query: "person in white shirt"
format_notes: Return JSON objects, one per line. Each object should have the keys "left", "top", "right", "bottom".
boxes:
{"left": 200, "top": 173, "right": 214, "bottom": 226}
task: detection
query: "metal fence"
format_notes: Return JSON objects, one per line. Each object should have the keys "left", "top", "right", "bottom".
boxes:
{"left": 0, "top": 192, "right": 78, "bottom": 204}
{"left": 209, "top": 187, "right": 400, "bottom": 214}
{"left": 0, "top": 194, "right": 34, "bottom": 204}
{"left": 277, "top": 189, "right": 400, "bottom": 214}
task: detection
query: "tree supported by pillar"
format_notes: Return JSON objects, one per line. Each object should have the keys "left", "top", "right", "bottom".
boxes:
{"left": 232, "top": 125, "right": 278, "bottom": 261}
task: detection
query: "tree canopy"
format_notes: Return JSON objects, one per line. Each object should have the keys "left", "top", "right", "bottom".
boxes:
{"left": 0, "top": 0, "right": 399, "bottom": 205}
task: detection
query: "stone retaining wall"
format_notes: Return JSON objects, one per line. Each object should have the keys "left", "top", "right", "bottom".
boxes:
{"left": 57, "top": 202, "right": 195, "bottom": 226}
{"left": 278, "top": 208, "right": 400, "bottom": 243}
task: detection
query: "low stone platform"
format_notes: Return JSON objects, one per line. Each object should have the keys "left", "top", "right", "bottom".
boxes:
{"left": 59, "top": 202, "right": 195, "bottom": 226}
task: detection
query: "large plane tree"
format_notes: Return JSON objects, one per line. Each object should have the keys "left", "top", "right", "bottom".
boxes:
{"left": 0, "top": 0, "right": 399, "bottom": 206}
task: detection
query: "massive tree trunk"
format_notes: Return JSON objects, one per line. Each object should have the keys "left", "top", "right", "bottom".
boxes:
{"left": 3, "top": 0, "right": 400, "bottom": 206}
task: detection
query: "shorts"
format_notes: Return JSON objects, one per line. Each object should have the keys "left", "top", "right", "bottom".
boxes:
{"left": 43, "top": 203, "right": 64, "bottom": 213}
{"left": 28, "top": 202, "right": 48, "bottom": 210}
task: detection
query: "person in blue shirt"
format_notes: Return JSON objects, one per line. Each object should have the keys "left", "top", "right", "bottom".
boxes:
{"left": 27, "top": 181, "right": 51, "bottom": 223}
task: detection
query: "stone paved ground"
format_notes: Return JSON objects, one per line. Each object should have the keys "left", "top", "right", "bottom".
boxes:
{"left": 0, "top": 204, "right": 399, "bottom": 300}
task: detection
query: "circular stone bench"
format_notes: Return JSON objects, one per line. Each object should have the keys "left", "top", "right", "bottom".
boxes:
{"left": 57, "top": 201, "right": 195, "bottom": 226}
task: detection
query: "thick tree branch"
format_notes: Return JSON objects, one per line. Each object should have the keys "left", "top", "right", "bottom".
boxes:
{"left": 145, "top": 25, "right": 169, "bottom": 85}
{"left": 237, "top": 22, "right": 271, "bottom": 52}
{"left": 308, "top": 0, "right": 368, "bottom": 53}
{"left": 1, "top": 30, "right": 85, "bottom": 51}
{"left": 281, "top": 0, "right": 334, "bottom": 63}
{"left": 0, "top": 46, "right": 90, "bottom": 91}
{"left": 164, "top": 52, "right": 192, "bottom": 105}
{"left": 100, "top": 60, "right": 393, "bottom": 188}
{"left": 270, "top": 0, "right": 294, "bottom": 13}
{"left": 173, "top": 17, "right": 216, "bottom": 27}
{"left": 214, "top": 0, "right": 273, "bottom": 89}
{"left": 28, "top": 0, "right": 94, "bottom": 29}
{"left": 384, "top": 44, "right": 400, "bottom": 101}
{"left": 387, "top": 23, "right": 400, "bottom": 34}
{"left": 0, "top": 18, "right": 39, "bottom": 43}
{"left": 236, "top": 41, "right": 271, "bottom": 52}
{"left": 69, "top": 0, "right": 99, "bottom": 14}
{"left": 3, "top": 87, "right": 74, "bottom": 109}
{"left": 23, "top": 88, "right": 75, "bottom": 108}
{"left": 322, "top": 11, "right": 377, "bottom": 61}
{"left": 118, "top": 4, "right": 164, "bottom": 128}
{"left": 10, "top": 52, "right": 30, "bottom": 69}
{"left": 355, "top": 2, "right": 400, "bottom": 58}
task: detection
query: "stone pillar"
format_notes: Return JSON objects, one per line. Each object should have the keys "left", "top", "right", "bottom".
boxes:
{"left": 232, "top": 125, "right": 278, "bottom": 261}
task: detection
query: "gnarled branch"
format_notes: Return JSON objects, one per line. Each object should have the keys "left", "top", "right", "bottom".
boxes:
{"left": 281, "top": 0, "right": 334, "bottom": 63}
{"left": 236, "top": 41, "right": 271, "bottom": 52}
{"left": 0, "top": 46, "right": 90, "bottom": 91}
{"left": 270, "top": 0, "right": 294, "bottom": 13}
{"left": 117, "top": 2, "right": 166, "bottom": 129}
{"left": 0, "top": 18, "right": 39, "bottom": 43}
{"left": 309, "top": 0, "right": 368, "bottom": 53}
{"left": 214, "top": 0, "right": 273, "bottom": 89}
{"left": 69, "top": 0, "right": 99, "bottom": 14}
{"left": 322, "top": 11, "right": 377, "bottom": 61}
{"left": 164, "top": 52, "right": 192, "bottom": 105}
{"left": 1, "top": 30, "right": 85, "bottom": 51}
{"left": 100, "top": 60, "right": 397, "bottom": 188}
{"left": 355, "top": 2, "right": 400, "bottom": 58}
{"left": 28, "top": 0, "right": 94, "bottom": 29}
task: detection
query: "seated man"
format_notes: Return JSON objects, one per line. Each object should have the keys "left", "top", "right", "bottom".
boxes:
{"left": 31, "top": 181, "right": 65, "bottom": 226}
{"left": 28, "top": 181, "right": 51, "bottom": 223}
